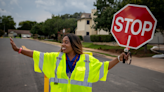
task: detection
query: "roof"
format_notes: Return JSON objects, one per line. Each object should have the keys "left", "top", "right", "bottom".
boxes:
{"left": 79, "top": 13, "right": 91, "bottom": 19}
{"left": 8, "top": 29, "right": 31, "bottom": 35}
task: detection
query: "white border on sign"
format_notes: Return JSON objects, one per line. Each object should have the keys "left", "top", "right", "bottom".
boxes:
{"left": 110, "top": 4, "right": 157, "bottom": 49}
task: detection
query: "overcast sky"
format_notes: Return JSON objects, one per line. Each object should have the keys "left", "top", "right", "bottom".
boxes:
{"left": 0, "top": 0, "right": 96, "bottom": 28}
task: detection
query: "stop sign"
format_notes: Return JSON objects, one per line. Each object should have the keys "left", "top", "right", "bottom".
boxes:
{"left": 111, "top": 4, "right": 157, "bottom": 49}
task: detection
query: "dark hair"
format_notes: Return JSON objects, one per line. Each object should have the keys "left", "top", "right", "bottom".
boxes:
{"left": 61, "top": 33, "right": 83, "bottom": 55}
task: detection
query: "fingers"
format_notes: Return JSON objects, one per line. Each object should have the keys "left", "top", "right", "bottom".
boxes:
{"left": 10, "top": 41, "right": 14, "bottom": 48}
{"left": 10, "top": 37, "right": 16, "bottom": 46}
{"left": 121, "top": 52, "right": 129, "bottom": 61}
{"left": 124, "top": 52, "right": 130, "bottom": 61}
{"left": 10, "top": 38, "right": 16, "bottom": 48}
{"left": 10, "top": 37, "right": 13, "bottom": 42}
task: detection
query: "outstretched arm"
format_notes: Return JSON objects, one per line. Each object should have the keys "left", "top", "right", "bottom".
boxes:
{"left": 108, "top": 53, "right": 129, "bottom": 70}
{"left": 10, "top": 37, "right": 33, "bottom": 58}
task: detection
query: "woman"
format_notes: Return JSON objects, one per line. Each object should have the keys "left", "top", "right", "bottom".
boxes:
{"left": 10, "top": 33, "right": 129, "bottom": 92}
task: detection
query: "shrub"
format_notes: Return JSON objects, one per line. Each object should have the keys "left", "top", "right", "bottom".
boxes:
{"left": 90, "top": 34, "right": 115, "bottom": 42}
{"left": 78, "top": 35, "right": 83, "bottom": 41}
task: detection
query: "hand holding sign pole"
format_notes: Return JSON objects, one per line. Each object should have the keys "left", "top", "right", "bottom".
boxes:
{"left": 111, "top": 4, "right": 157, "bottom": 64}
{"left": 123, "top": 36, "right": 131, "bottom": 63}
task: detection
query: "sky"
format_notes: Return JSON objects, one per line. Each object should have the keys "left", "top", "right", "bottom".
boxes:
{"left": 0, "top": 0, "right": 96, "bottom": 28}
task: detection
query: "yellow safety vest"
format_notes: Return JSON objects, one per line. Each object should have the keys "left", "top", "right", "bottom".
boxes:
{"left": 33, "top": 50, "right": 109, "bottom": 92}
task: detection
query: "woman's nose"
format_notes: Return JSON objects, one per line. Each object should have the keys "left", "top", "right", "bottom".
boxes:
{"left": 61, "top": 42, "right": 65, "bottom": 46}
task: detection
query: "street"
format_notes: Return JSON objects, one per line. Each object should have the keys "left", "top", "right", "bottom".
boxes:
{"left": 0, "top": 38, "right": 164, "bottom": 92}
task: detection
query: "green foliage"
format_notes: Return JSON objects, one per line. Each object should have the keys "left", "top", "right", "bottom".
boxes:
{"left": 82, "top": 42, "right": 124, "bottom": 49}
{"left": 0, "top": 15, "right": 16, "bottom": 32}
{"left": 30, "top": 12, "right": 81, "bottom": 40}
{"left": 61, "top": 12, "right": 82, "bottom": 19}
{"left": 78, "top": 35, "right": 83, "bottom": 41}
{"left": 17, "top": 21, "right": 37, "bottom": 30}
{"left": 85, "top": 50, "right": 117, "bottom": 57}
{"left": 30, "top": 22, "right": 44, "bottom": 35}
{"left": 90, "top": 34, "right": 114, "bottom": 42}
{"left": 90, "top": 35, "right": 98, "bottom": 42}
{"left": 93, "top": 0, "right": 118, "bottom": 32}
{"left": 93, "top": 0, "right": 164, "bottom": 33}
{"left": 0, "top": 29, "right": 4, "bottom": 36}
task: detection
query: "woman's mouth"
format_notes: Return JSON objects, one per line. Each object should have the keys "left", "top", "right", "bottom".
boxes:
{"left": 62, "top": 47, "right": 66, "bottom": 50}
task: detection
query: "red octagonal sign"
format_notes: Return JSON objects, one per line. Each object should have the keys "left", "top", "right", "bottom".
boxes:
{"left": 111, "top": 4, "right": 157, "bottom": 49}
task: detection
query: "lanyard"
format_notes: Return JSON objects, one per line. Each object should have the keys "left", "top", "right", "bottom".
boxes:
{"left": 66, "top": 55, "right": 79, "bottom": 72}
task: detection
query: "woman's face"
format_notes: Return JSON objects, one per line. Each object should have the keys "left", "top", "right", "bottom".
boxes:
{"left": 61, "top": 36, "right": 74, "bottom": 54}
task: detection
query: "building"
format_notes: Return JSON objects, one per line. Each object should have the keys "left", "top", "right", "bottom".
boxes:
{"left": 8, "top": 29, "right": 31, "bottom": 38}
{"left": 75, "top": 9, "right": 109, "bottom": 37}
{"left": 149, "top": 30, "right": 164, "bottom": 44}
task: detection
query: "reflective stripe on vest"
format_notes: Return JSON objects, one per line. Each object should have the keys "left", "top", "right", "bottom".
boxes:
{"left": 49, "top": 78, "right": 68, "bottom": 84}
{"left": 99, "top": 62, "right": 104, "bottom": 79}
{"left": 39, "top": 52, "right": 44, "bottom": 71}
{"left": 54, "top": 52, "right": 63, "bottom": 83}
{"left": 70, "top": 54, "right": 92, "bottom": 87}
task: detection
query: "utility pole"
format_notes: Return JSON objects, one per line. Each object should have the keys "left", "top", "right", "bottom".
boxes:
{"left": 0, "top": 9, "right": 5, "bottom": 35}
{"left": 0, "top": 9, "right": 3, "bottom": 23}
{"left": 0, "top": 13, "right": 1, "bottom": 23}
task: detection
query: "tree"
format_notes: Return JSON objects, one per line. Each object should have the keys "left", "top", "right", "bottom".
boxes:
{"left": 31, "top": 13, "right": 79, "bottom": 40}
{"left": 30, "top": 22, "right": 44, "bottom": 35}
{"left": 64, "top": 18, "right": 77, "bottom": 33}
{"left": 61, "top": 12, "right": 82, "bottom": 19}
{"left": 0, "top": 15, "right": 16, "bottom": 33}
{"left": 93, "top": 0, "right": 164, "bottom": 33}
{"left": 61, "top": 14, "right": 70, "bottom": 19}
{"left": 70, "top": 12, "right": 82, "bottom": 19}
{"left": 17, "top": 21, "right": 37, "bottom": 30}
{"left": 93, "top": 0, "right": 118, "bottom": 32}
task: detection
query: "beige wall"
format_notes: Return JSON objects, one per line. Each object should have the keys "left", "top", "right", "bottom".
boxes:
{"left": 8, "top": 33, "right": 13, "bottom": 37}
{"left": 76, "top": 9, "right": 109, "bottom": 36}
{"left": 77, "top": 19, "right": 85, "bottom": 31}
{"left": 98, "top": 29, "right": 109, "bottom": 35}
{"left": 81, "top": 15, "right": 85, "bottom": 18}
{"left": 75, "top": 30, "right": 84, "bottom": 36}
{"left": 149, "top": 32, "right": 164, "bottom": 43}
{"left": 76, "top": 19, "right": 91, "bottom": 36}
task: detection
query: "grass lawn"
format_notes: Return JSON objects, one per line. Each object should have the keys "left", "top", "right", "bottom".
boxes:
{"left": 46, "top": 39, "right": 57, "bottom": 42}
{"left": 82, "top": 42, "right": 155, "bottom": 57}
{"left": 85, "top": 50, "right": 117, "bottom": 57}
{"left": 82, "top": 42, "right": 124, "bottom": 49}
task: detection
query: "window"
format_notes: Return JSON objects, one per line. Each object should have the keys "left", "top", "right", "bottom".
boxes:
{"left": 86, "top": 32, "right": 89, "bottom": 35}
{"left": 87, "top": 20, "right": 90, "bottom": 24}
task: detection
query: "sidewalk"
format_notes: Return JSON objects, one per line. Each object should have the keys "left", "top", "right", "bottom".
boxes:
{"left": 30, "top": 39, "right": 164, "bottom": 73}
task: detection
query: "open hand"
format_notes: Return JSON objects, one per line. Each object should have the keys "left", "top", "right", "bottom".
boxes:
{"left": 10, "top": 37, "right": 19, "bottom": 52}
